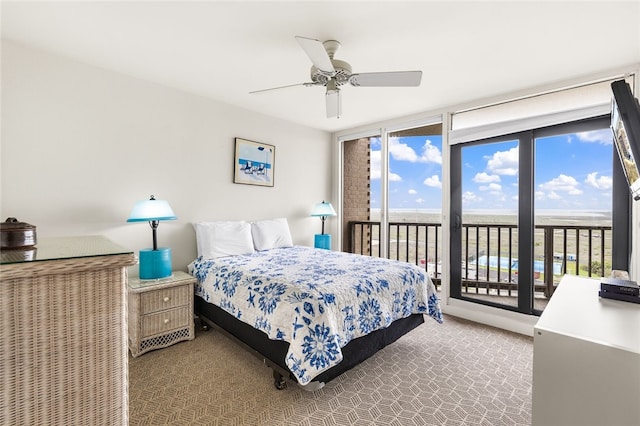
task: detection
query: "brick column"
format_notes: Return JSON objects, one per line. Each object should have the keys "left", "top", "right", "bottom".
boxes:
{"left": 342, "top": 138, "right": 371, "bottom": 252}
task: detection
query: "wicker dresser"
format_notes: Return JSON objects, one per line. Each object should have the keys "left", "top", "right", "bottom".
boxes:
{"left": 128, "top": 271, "right": 195, "bottom": 357}
{"left": 0, "top": 236, "right": 136, "bottom": 426}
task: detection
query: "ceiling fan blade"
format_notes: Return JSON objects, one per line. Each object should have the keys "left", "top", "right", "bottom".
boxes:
{"left": 295, "top": 36, "right": 335, "bottom": 75}
{"left": 249, "top": 82, "right": 315, "bottom": 94}
{"left": 326, "top": 87, "right": 341, "bottom": 119}
{"left": 349, "top": 71, "right": 422, "bottom": 87}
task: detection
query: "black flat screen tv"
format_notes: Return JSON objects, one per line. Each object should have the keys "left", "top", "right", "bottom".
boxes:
{"left": 611, "top": 79, "right": 640, "bottom": 201}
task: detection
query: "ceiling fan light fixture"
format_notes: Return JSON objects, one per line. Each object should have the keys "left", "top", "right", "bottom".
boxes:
{"left": 326, "top": 86, "right": 341, "bottom": 119}
{"left": 326, "top": 79, "right": 338, "bottom": 94}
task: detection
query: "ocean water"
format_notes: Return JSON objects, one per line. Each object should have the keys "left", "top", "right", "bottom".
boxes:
{"left": 371, "top": 208, "right": 612, "bottom": 227}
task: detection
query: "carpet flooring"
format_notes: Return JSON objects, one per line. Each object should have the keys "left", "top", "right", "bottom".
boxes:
{"left": 129, "top": 314, "right": 533, "bottom": 425}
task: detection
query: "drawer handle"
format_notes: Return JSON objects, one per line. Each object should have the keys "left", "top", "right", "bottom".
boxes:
{"left": 163, "top": 296, "right": 170, "bottom": 302}
{"left": 164, "top": 318, "right": 170, "bottom": 324}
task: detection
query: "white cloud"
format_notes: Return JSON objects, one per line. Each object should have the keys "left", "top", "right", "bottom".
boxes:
{"left": 389, "top": 137, "right": 419, "bottom": 162}
{"left": 371, "top": 149, "right": 401, "bottom": 181}
{"left": 585, "top": 172, "right": 613, "bottom": 190}
{"left": 387, "top": 137, "right": 442, "bottom": 164}
{"left": 370, "top": 150, "right": 381, "bottom": 179}
{"left": 539, "top": 174, "right": 578, "bottom": 191}
{"left": 408, "top": 189, "right": 417, "bottom": 195}
{"left": 576, "top": 129, "right": 613, "bottom": 145}
{"left": 487, "top": 147, "right": 519, "bottom": 176}
{"left": 479, "top": 183, "right": 502, "bottom": 192}
{"left": 423, "top": 175, "right": 442, "bottom": 188}
{"left": 473, "top": 172, "right": 501, "bottom": 183}
{"left": 548, "top": 191, "right": 562, "bottom": 200}
{"left": 389, "top": 171, "right": 402, "bottom": 181}
{"left": 462, "top": 191, "right": 481, "bottom": 203}
{"left": 539, "top": 174, "right": 583, "bottom": 197}
{"left": 420, "top": 140, "right": 442, "bottom": 164}
{"left": 415, "top": 198, "right": 425, "bottom": 204}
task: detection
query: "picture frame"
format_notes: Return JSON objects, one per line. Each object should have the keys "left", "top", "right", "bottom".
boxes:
{"left": 233, "top": 138, "right": 275, "bottom": 187}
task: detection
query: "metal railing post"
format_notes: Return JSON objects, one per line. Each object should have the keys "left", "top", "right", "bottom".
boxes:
{"left": 543, "top": 227, "right": 554, "bottom": 298}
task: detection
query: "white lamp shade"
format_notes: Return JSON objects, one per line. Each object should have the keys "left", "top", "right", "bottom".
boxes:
{"left": 310, "top": 201, "right": 337, "bottom": 217}
{"left": 127, "top": 198, "right": 177, "bottom": 222}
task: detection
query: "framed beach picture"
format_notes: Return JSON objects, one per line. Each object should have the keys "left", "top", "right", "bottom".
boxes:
{"left": 233, "top": 138, "right": 275, "bottom": 187}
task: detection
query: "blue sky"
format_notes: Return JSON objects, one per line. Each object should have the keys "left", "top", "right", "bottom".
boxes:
{"left": 370, "top": 128, "right": 613, "bottom": 211}
{"left": 370, "top": 135, "right": 443, "bottom": 210}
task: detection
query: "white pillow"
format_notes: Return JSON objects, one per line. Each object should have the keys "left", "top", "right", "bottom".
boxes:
{"left": 251, "top": 218, "right": 293, "bottom": 251}
{"left": 193, "top": 221, "right": 255, "bottom": 259}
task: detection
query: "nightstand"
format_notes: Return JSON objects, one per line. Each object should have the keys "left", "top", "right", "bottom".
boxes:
{"left": 128, "top": 270, "right": 196, "bottom": 357}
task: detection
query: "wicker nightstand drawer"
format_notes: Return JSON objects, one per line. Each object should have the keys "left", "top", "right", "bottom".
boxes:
{"left": 141, "top": 306, "right": 191, "bottom": 337}
{"left": 140, "top": 284, "right": 191, "bottom": 314}
{"left": 128, "top": 271, "right": 196, "bottom": 357}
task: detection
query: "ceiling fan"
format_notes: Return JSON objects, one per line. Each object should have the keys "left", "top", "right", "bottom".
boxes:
{"left": 250, "top": 36, "right": 423, "bottom": 119}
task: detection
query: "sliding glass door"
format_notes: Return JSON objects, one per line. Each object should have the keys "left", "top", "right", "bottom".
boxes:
{"left": 450, "top": 133, "right": 533, "bottom": 312}
{"left": 450, "top": 117, "right": 618, "bottom": 314}
{"left": 451, "top": 137, "right": 523, "bottom": 310}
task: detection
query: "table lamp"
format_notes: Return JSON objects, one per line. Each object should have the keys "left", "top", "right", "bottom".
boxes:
{"left": 127, "top": 195, "right": 177, "bottom": 279}
{"left": 311, "top": 200, "right": 336, "bottom": 250}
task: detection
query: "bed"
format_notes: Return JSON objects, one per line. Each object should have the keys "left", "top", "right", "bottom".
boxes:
{"left": 188, "top": 218, "right": 443, "bottom": 390}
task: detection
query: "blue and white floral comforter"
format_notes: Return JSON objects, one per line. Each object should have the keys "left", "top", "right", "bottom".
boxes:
{"left": 188, "top": 246, "right": 442, "bottom": 385}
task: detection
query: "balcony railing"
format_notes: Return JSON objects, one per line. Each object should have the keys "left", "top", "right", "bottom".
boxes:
{"left": 348, "top": 221, "right": 612, "bottom": 299}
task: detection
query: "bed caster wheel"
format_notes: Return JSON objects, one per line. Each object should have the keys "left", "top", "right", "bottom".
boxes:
{"left": 194, "top": 315, "right": 209, "bottom": 331}
{"left": 274, "top": 378, "right": 287, "bottom": 390}
{"left": 273, "top": 371, "right": 287, "bottom": 390}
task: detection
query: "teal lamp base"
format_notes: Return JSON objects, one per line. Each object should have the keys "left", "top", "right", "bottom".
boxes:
{"left": 314, "top": 234, "right": 331, "bottom": 250}
{"left": 139, "top": 248, "right": 172, "bottom": 279}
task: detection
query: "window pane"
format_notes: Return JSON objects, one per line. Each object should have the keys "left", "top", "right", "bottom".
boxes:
{"left": 534, "top": 128, "right": 613, "bottom": 309}
{"left": 385, "top": 125, "right": 443, "bottom": 286}
{"left": 460, "top": 140, "right": 519, "bottom": 309}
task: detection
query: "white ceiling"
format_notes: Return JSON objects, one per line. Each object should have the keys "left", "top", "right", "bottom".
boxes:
{"left": 2, "top": 1, "right": 640, "bottom": 133}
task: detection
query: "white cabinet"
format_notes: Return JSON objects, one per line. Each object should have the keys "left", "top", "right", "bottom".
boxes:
{"left": 532, "top": 275, "right": 640, "bottom": 426}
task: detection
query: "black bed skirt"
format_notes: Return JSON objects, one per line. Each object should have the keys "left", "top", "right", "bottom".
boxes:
{"left": 194, "top": 295, "right": 425, "bottom": 385}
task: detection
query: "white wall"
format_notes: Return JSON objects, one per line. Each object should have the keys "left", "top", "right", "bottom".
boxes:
{"left": 1, "top": 40, "right": 333, "bottom": 274}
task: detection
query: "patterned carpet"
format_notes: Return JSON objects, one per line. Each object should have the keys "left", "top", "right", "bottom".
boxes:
{"left": 129, "top": 315, "right": 532, "bottom": 425}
